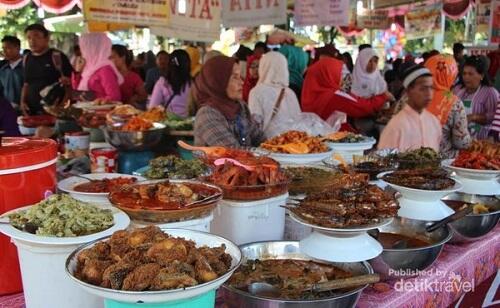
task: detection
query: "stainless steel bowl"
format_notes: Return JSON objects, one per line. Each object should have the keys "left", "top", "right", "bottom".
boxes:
{"left": 221, "top": 241, "right": 373, "bottom": 308}
{"left": 369, "top": 217, "right": 451, "bottom": 279}
{"left": 442, "top": 193, "right": 500, "bottom": 243}
{"left": 103, "top": 122, "right": 166, "bottom": 151}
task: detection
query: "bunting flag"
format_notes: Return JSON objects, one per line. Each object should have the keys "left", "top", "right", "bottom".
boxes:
{"left": 0, "top": 0, "right": 30, "bottom": 9}
{"left": 442, "top": 0, "right": 472, "bottom": 20}
{"left": 33, "top": 0, "right": 79, "bottom": 14}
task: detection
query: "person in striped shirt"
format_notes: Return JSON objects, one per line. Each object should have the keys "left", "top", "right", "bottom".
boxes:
{"left": 453, "top": 56, "right": 500, "bottom": 140}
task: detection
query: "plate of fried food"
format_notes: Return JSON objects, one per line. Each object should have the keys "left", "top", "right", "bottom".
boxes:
{"left": 206, "top": 156, "right": 289, "bottom": 201}
{"left": 323, "top": 132, "right": 376, "bottom": 149}
{"left": 74, "top": 100, "right": 121, "bottom": 111}
{"left": 65, "top": 227, "right": 241, "bottom": 304}
{"left": 58, "top": 173, "right": 145, "bottom": 204}
{"left": 108, "top": 180, "right": 223, "bottom": 223}
{"left": 442, "top": 140, "right": 500, "bottom": 180}
{"left": 285, "top": 173, "right": 399, "bottom": 230}
{"left": 260, "top": 131, "right": 334, "bottom": 165}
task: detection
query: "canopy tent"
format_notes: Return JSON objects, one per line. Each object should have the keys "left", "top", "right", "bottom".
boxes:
{"left": 0, "top": 0, "right": 80, "bottom": 13}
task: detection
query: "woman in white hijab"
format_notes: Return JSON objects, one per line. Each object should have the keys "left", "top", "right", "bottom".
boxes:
{"left": 248, "top": 52, "right": 301, "bottom": 138}
{"left": 351, "top": 47, "right": 388, "bottom": 98}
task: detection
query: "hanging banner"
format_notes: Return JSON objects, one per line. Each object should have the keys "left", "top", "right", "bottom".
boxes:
{"left": 357, "top": 9, "right": 390, "bottom": 29}
{"left": 83, "top": 0, "right": 170, "bottom": 27}
{"left": 492, "top": 0, "right": 500, "bottom": 43}
{"left": 477, "top": 0, "right": 492, "bottom": 33}
{"left": 151, "top": 0, "right": 221, "bottom": 42}
{"left": 405, "top": 3, "right": 442, "bottom": 39}
{"left": 221, "top": 0, "right": 286, "bottom": 27}
{"left": 294, "top": 0, "right": 350, "bottom": 27}
{"left": 374, "top": 0, "right": 425, "bottom": 9}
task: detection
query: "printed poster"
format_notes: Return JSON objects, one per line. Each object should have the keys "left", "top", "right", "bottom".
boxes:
{"left": 151, "top": 0, "right": 222, "bottom": 42}
{"left": 405, "top": 3, "right": 442, "bottom": 39}
{"left": 294, "top": 0, "right": 350, "bottom": 27}
{"left": 83, "top": 0, "right": 170, "bottom": 26}
{"left": 221, "top": 0, "right": 287, "bottom": 27}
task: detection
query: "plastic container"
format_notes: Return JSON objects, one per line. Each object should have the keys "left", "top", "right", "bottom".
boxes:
{"left": 0, "top": 206, "right": 130, "bottom": 308}
{"left": 0, "top": 137, "right": 57, "bottom": 295}
{"left": 210, "top": 193, "right": 288, "bottom": 245}
{"left": 104, "top": 290, "right": 215, "bottom": 308}
{"left": 130, "top": 214, "right": 214, "bottom": 232}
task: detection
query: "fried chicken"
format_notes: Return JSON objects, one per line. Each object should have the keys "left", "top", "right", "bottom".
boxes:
{"left": 74, "top": 226, "right": 232, "bottom": 291}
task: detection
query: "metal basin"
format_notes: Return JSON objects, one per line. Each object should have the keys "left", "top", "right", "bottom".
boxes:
{"left": 103, "top": 122, "right": 166, "bottom": 151}
{"left": 221, "top": 241, "right": 373, "bottom": 308}
{"left": 369, "top": 217, "right": 451, "bottom": 279}
{"left": 442, "top": 193, "right": 500, "bottom": 243}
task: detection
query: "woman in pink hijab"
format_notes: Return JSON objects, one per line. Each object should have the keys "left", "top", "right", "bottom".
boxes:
{"left": 72, "top": 33, "right": 122, "bottom": 101}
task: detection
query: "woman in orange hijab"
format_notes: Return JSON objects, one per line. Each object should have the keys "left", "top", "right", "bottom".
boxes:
{"left": 424, "top": 54, "right": 471, "bottom": 158}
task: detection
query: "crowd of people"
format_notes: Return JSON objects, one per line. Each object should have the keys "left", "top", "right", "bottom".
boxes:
{"left": 1, "top": 24, "right": 499, "bottom": 159}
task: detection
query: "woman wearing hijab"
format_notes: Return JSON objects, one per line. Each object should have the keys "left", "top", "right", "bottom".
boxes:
{"left": 301, "top": 57, "right": 388, "bottom": 125}
{"left": 351, "top": 47, "right": 388, "bottom": 98}
{"left": 248, "top": 52, "right": 301, "bottom": 139}
{"left": 424, "top": 54, "right": 471, "bottom": 158}
{"left": 278, "top": 45, "right": 308, "bottom": 102}
{"left": 149, "top": 50, "right": 191, "bottom": 117}
{"left": 193, "top": 56, "right": 263, "bottom": 147}
{"left": 242, "top": 54, "right": 261, "bottom": 102}
{"left": 72, "top": 33, "right": 122, "bottom": 101}
{"left": 185, "top": 46, "right": 202, "bottom": 77}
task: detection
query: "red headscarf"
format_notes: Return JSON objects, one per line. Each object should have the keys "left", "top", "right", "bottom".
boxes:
{"left": 424, "top": 54, "right": 459, "bottom": 125}
{"left": 242, "top": 54, "right": 261, "bottom": 102}
{"left": 192, "top": 56, "right": 241, "bottom": 120}
{"left": 301, "top": 57, "right": 344, "bottom": 119}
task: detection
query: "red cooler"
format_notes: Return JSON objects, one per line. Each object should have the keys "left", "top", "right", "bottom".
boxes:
{"left": 0, "top": 137, "right": 57, "bottom": 294}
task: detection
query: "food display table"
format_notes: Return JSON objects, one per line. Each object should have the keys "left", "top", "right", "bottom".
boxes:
{"left": 2, "top": 227, "right": 497, "bottom": 308}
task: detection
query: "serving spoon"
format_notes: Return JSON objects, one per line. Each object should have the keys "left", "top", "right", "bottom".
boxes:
{"left": 426, "top": 204, "right": 473, "bottom": 233}
{"left": 248, "top": 274, "right": 380, "bottom": 298}
{"left": 177, "top": 140, "right": 227, "bottom": 156}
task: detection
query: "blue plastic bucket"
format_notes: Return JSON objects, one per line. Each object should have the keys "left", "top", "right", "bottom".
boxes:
{"left": 104, "top": 290, "right": 215, "bottom": 308}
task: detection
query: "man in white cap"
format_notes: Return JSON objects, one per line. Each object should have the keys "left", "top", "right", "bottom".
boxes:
{"left": 378, "top": 65, "right": 442, "bottom": 151}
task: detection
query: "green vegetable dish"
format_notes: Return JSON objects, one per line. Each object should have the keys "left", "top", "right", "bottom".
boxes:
{"left": 145, "top": 155, "right": 208, "bottom": 179}
{"left": 395, "top": 147, "right": 441, "bottom": 169}
{"left": 8, "top": 194, "right": 114, "bottom": 237}
{"left": 162, "top": 114, "right": 194, "bottom": 131}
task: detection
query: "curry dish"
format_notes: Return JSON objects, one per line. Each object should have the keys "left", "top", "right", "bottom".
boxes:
{"left": 108, "top": 181, "right": 220, "bottom": 210}
{"left": 74, "top": 226, "right": 232, "bottom": 291}
{"left": 228, "top": 259, "right": 352, "bottom": 300}
{"left": 74, "top": 177, "right": 138, "bottom": 193}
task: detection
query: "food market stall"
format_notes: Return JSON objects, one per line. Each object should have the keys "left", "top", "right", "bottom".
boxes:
{"left": 0, "top": 130, "right": 498, "bottom": 308}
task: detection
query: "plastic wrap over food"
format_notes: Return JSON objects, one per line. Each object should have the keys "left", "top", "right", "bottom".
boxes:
{"left": 270, "top": 113, "right": 339, "bottom": 137}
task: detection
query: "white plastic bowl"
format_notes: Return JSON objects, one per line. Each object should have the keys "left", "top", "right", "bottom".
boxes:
{"left": 264, "top": 149, "right": 335, "bottom": 165}
{"left": 58, "top": 173, "right": 145, "bottom": 204}
{"left": 442, "top": 159, "right": 500, "bottom": 180}
{"left": 378, "top": 171, "right": 463, "bottom": 201}
{"left": 289, "top": 212, "right": 392, "bottom": 262}
{"left": 300, "top": 231, "right": 383, "bottom": 263}
{"left": 65, "top": 229, "right": 242, "bottom": 304}
{"left": 0, "top": 205, "right": 130, "bottom": 308}
{"left": 378, "top": 171, "right": 460, "bottom": 221}
{"left": 327, "top": 137, "right": 376, "bottom": 164}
